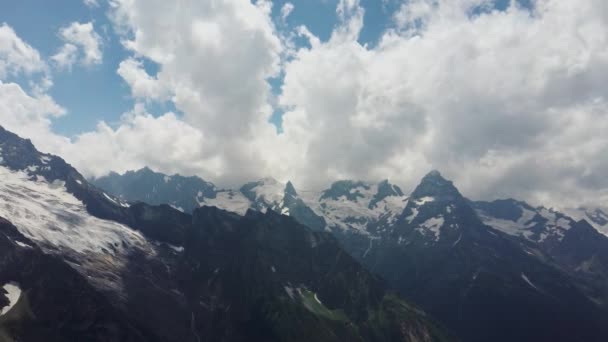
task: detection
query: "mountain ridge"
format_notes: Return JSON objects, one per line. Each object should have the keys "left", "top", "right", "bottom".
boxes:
{"left": 0, "top": 125, "right": 451, "bottom": 342}
{"left": 5, "top": 125, "right": 608, "bottom": 342}
{"left": 92, "top": 164, "right": 608, "bottom": 342}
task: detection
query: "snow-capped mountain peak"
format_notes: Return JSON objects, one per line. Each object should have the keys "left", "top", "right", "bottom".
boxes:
{"left": 393, "top": 171, "right": 478, "bottom": 244}
{"left": 284, "top": 180, "right": 298, "bottom": 198}
{"left": 410, "top": 170, "right": 461, "bottom": 201}
{"left": 304, "top": 180, "right": 409, "bottom": 235}
{"left": 201, "top": 178, "right": 309, "bottom": 218}
{"left": 473, "top": 199, "right": 576, "bottom": 244}
{"left": 561, "top": 207, "right": 608, "bottom": 236}
{"left": 240, "top": 177, "right": 286, "bottom": 212}
{"left": 369, "top": 179, "right": 405, "bottom": 209}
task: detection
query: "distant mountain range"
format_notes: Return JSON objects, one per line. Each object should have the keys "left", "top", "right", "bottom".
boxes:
{"left": 92, "top": 163, "right": 608, "bottom": 341}
{"left": 93, "top": 166, "right": 608, "bottom": 237}
{"left": 0, "top": 125, "right": 450, "bottom": 342}
{"left": 1, "top": 124, "right": 608, "bottom": 341}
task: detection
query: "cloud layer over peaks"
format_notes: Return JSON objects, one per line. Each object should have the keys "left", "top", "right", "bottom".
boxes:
{"left": 1, "top": 0, "right": 607, "bottom": 210}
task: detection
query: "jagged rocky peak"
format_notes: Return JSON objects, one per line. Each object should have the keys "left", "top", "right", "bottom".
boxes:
{"left": 587, "top": 208, "right": 608, "bottom": 225}
{"left": 121, "top": 166, "right": 167, "bottom": 182}
{"left": 128, "top": 166, "right": 215, "bottom": 189}
{"left": 284, "top": 180, "right": 298, "bottom": 197}
{"left": 561, "top": 207, "right": 608, "bottom": 236}
{"left": 92, "top": 166, "right": 217, "bottom": 213}
{"left": 411, "top": 170, "right": 462, "bottom": 201}
{"left": 318, "top": 179, "right": 406, "bottom": 206}
{"left": 0, "top": 125, "right": 38, "bottom": 158}
{"left": 134, "top": 166, "right": 155, "bottom": 174}
{"left": 405, "top": 170, "right": 470, "bottom": 214}
{"left": 278, "top": 180, "right": 327, "bottom": 231}
{"left": 0, "top": 129, "right": 26, "bottom": 157}
{"left": 379, "top": 179, "right": 405, "bottom": 196}
{"left": 240, "top": 177, "right": 285, "bottom": 207}
{"left": 108, "top": 166, "right": 160, "bottom": 179}
{"left": 369, "top": 179, "right": 405, "bottom": 209}
{"left": 393, "top": 170, "right": 482, "bottom": 243}
{"left": 0, "top": 126, "right": 70, "bottom": 182}
{"left": 319, "top": 180, "right": 372, "bottom": 201}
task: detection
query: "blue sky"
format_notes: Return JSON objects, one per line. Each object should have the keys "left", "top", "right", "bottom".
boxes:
{"left": 1, "top": 0, "right": 127, "bottom": 135}
{"left": 0, "top": 0, "right": 404, "bottom": 136}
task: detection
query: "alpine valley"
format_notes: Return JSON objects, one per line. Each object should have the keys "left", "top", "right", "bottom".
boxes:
{"left": 1, "top": 125, "right": 608, "bottom": 342}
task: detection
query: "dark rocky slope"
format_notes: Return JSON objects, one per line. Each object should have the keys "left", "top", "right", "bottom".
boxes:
{"left": 364, "top": 171, "right": 608, "bottom": 342}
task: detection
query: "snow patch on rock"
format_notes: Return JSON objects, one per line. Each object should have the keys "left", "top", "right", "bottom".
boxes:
{"left": 201, "top": 190, "right": 252, "bottom": 215}
{"left": 521, "top": 273, "right": 540, "bottom": 292}
{"left": 416, "top": 216, "right": 445, "bottom": 241}
{"left": 0, "top": 282, "right": 21, "bottom": 315}
{"left": 478, "top": 203, "right": 574, "bottom": 243}
{"left": 414, "top": 196, "right": 435, "bottom": 206}
{"left": 250, "top": 178, "right": 285, "bottom": 210}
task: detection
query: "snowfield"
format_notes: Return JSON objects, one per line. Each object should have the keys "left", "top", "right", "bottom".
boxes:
{"left": 0, "top": 167, "right": 152, "bottom": 255}
{"left": 0, "top": 282, "right": 21, "bottom": 315}
{"left": 477, "top": 203, "right": 575, "bottom": 243}
{"left": 198, "top": 179, "right": 409, "bottom": 236}
{"left": 301, "top": 183, "right": 408, "bottom": 234}
{"left": 0, "top": 166, "right": 156, "bottom": 294}
{"left": 248, "top": 177, "right": 285, "bottom": 210}
{"left": 201, "top": 190, "right": 252, "bottom": 215}
{"left": 416, "top": 216, "right": 445, "bottom": 241}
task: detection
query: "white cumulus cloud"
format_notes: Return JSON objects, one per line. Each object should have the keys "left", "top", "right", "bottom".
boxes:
{"left": 84, "top": 0, "right": 99, "bottom": 8}
{"left": 281, "top": 3, "right": 295, "bottom": 21}
{"left": 0, "top": 24, "right": 47, "bottom": 78}
{"left": 52, "top": 22, "right": 102, "bottom": 69}
{"left": 275, "top": 0, "right": 608, "bottom": 208}
{"left": 116, "top": 58, "right": 170, "bottom": 100}
{"left": 0, "top": 81, "right": 66, "bottom": 150}
{"left": 63, "top": 104, "right": 210, "bottom": 179}
{"left": 108, "top": 0, "right": 283, "bottom": 184}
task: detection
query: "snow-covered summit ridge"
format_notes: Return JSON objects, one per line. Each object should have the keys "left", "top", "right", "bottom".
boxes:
{"left": 392, "top": 171, "right": 469, "bottom": 244}
{"left": 474, "top": 199, "right": 577, "bottom": 243}
{"left": 301, "top": 180, "right": 408, "bottom": 234}
{"left": 559, "top": 207, "right": 608, "bottom": 236}
{"left": 0, "top": 166, "right": 153, "bottom": 256}
{"left": 240, "top": 177, "right": 286, "bottom": 211}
